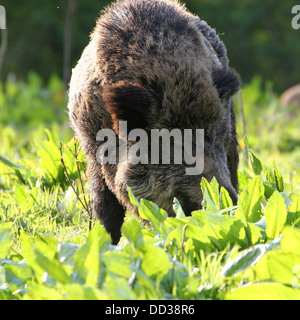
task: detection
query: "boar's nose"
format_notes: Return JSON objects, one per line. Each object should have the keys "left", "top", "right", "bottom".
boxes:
{"left": 177, "top": 182, "right": 237, "bottom": 216}
{"left": 179, "top": 199, "right": 202, "bottom": 216}
{"left": 203, "top": 156, "right": 238, "bottom": 205}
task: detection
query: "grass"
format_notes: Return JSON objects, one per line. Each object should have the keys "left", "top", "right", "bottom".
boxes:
{"left": 0, "top": 73, "right": 300, "bottom": 300}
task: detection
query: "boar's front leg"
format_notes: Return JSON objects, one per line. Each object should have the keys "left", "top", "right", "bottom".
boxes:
{"left": 89, "top": 161, "right": 125, "bottom": 245}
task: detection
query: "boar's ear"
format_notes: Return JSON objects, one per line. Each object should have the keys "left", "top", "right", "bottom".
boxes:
{"left": 102, "top": 81, "right": 158, "bottom": 135}
{"left": 212, "top": 67, "right": 240, "bottom": 100}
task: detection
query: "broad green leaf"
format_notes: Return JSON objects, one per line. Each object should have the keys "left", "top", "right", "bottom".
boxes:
{"left": 236, "top": 175, "right": 265, "bottom": 223}
{"left": 263, "top": 180, "right": 276, "bottom": 199}
{"left": 173, "top": 198, "right": 186, "bottom": 218}
{"left": 265, "top": 190, "right": 287, "bottom": 239}
{"left": 267, "top": 252, "right": 300, "bottom": 286}
{"left": 139, "top": 199, "right": 168, "bottom": 231}
{"left": 58, "top": 243, "right": 81, "bottom": 268}
{"left": 23, "top": 284, "right": 63, "bottom": 300}
{"left": 220, "top": 187, "right": 233, "bottom": 210}
{"left": 266, "top": 162, "right": 284, "bottom": 193}
{"left": 128, "top": 187, "right": 168, "bottom": 230}
{"left": 127, "top": 186, "right": 140, "bottom": 207}
{"left": 0, "top": 223, "right": 12, "bottom": 259}
{"left": 225, "top": 282, "right": 300, "bottom": 300}
{"left": 273, "top": 163, "right": 284, "bottom": 192}
{"left": 184, "top": 223, "right": 215, "bottom": 252}
{"left": 0, "top": 259, "right": 33, "bottom": 285}
{"left": 21, "top": 232, "right": 58, "bottom": 282}
{"left": 35, "top": 250, "right": 70, "bottom": 285}
{"left": 25, "top": 282, "right": 106, "bottom": 300}
{"left": 21, "top": 232, "right": 44, "bottom": 282}
{"left": 200, "top": 177, "right": 220, "bottom": 213}
{"left": 238, "top": 171, "right": 251, "bottom": 193}
{"left": 104, "top": 278, "right": 135, "bottom": 300}
{"left": 163, "top": 260, "right": 189, "bottom": 290}
{"left": 15, "top": 186, "right": 30, "bottom": 206}
{"left": 102, "top": 251, "right": 131, "bottom": 278}
{"left": 141, "top": 245, "right": 171, "bottom": 278}
{"left": 193, "top": 211, "right": 249, "bottom": 249}
{"left": 122, "top": 218, "right": 144, "bottom": 249}
{"left": 280, "top": 226, "right": 300, "bottom": 253}
{"left": 58, "top": 284, "right": 106, "bottom": 300}
{"left": 247, "top": 223, "right": 264, "bottom": 245}
{"left": 221, "top": 237, "right": 280, "bottom": 277}
{"left": 71, "top": 225, "right": 110, "bottom": 286}
{"left": 286, "top": 193, "right": 300, "bottom": 227}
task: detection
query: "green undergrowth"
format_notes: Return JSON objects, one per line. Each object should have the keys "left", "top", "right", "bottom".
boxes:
{"left": 0, "top": 137, "right": 300, "bottom": 300}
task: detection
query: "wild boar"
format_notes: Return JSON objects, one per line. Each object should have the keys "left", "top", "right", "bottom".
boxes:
{"left": 68, "top": 0, "right": 240, "bottom": 244}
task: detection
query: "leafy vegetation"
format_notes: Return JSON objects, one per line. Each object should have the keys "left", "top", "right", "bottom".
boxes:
{"left": 0, "top": 74, "right": 300, "bottom": 300}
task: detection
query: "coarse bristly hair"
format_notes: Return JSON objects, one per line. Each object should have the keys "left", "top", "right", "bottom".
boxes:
{"left": 68, "top": 0, "right": 241, "bottom": 244}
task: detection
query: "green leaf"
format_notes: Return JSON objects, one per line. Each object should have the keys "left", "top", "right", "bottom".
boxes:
{"left": 139, "top": 199, "right": 167, "bottom": 231}
{"left": 265, "top": 190, "right": 287, "bottom": 239}
{"left": 238, "top": 171, "right": 251, "bottom": 193}
{"left": 236, "top": 175, "right": 265, "bottom": 223}
{"left": 280, "top": 226, "right": 300, "bottom": 253}
{"left": 59, "top": 284, "right": 106, "bottom": 300}
{"left": 221, "top": 237, "right": 280, "bottom": 277}
{"left": 122, "top": 218, "right": 144, "bottom": 249}
{"left": 173, "top": 198, "right": 186, "bottom": 218}
{"left": 102, "top": 251, "right": 131, "bottom": 278}
{"left": 266, "top": 162, "right": 284, "bottom": 193}
{"left": 104, "top": 278, "right": 135, "bottom": 300}
{"left": 225, "top": 282, "right": 300, "bottom": 300}
{"left": 23, "top": 284, "right": 63, "bottom": 300}
{"left": 286, "top": 193, "right": 300, "bottom": 227}
{"left": 273, "top": 162, "right": 284, "bottom": 192}
{"left": 0, "top": 259, "right": 33, "bottom": 286}
{"left": 127, "top": 186, "right": 140, "bottom": 207}
{"left": 267, "top": 252, "right": 300, "bottom": 286}
{"left": 0, "top": 223, "right": 12, "bottom": 259}
{"left": 200, "top": 177, "right": 220, "bottom": 213}
{"left": 0, "top": 155, "right": 24, "bottom": 169}
{"left": 34, "top": 250, "right": 70, "bottom": 285}
{"left": 193, "top": 211, "right": 249, "bottom": 249}
{"left": 220, "top": 186, "right": 233, "bottom": 210}
{"left": 58, "top": 243, "right": 80, "bottom": 268}
{"left": 71, "top": 225, "right": 110, "bottom": 286}
{"left": 20, "top": 232, "right": 59, "bottom": 282}
{"left": 183, "top": 223, "right": 215, "bottom": 252}
{"left": 15, "top": 185, "right": 30, "bottom": 206}
{"left": 263, "top": 180, "right": 276, "bottom": 199}
{"left": 14, "top": 169, "right": 27, "bottom": 185}
{"left": 141, "top": 245, "right": 171, "bottom": 278}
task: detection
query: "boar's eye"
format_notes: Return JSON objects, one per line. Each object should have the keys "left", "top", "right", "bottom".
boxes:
{"left": 102, "top": 81, "right": 159, "bottom": 135}
{"left": 212, "top": 67, "right": 240, "bottom": 100}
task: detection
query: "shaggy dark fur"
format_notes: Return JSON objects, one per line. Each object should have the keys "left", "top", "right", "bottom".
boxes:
{"left": 68, "top": 0, "right": 241, "bottom": 244}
